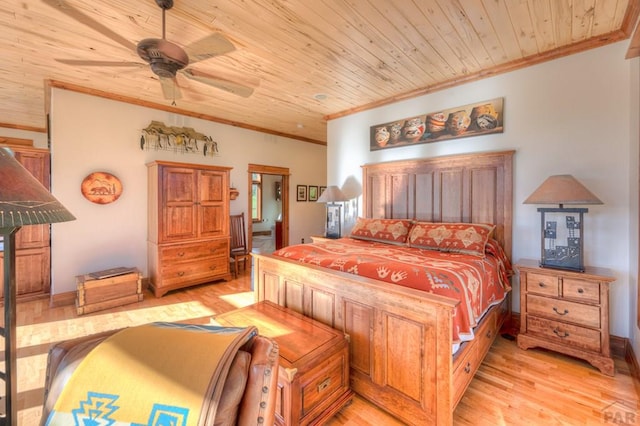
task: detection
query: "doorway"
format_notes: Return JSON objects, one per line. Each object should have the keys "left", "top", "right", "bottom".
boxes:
{"left": 247, "top": 164, "right": 290, "bottom": 254}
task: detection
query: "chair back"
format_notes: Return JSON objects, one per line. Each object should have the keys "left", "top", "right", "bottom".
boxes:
{"left": 230, "top": 212, "right": 248, "bottom": 254}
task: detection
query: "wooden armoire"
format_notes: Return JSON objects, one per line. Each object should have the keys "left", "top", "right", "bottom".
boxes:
{"left": 147, "top": 161, "right": 232, "bottom": 297}
{"left": 0, "top": 143, "right": 51, "bottom": 300}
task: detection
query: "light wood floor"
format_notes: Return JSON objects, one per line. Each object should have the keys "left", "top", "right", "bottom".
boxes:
{"left": 10, "top": 269, "right": 640, "bottom": 425}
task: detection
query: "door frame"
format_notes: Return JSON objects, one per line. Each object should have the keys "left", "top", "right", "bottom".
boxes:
{"left": 247, "top": 164, "right": 290, "bottom": 251}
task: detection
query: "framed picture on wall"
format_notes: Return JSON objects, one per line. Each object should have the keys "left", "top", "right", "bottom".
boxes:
{"left": 308, "top": 185, "right": 318, "bottom": 201}
{"left": 297, "top": 185, "right": 307, "bottom": 201}
{"left": 319, "top": 186, "right": 326, "bottom": 197}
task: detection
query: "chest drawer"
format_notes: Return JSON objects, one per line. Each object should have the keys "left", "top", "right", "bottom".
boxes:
{"left": 160, "top": 257, "right": 229, "bottom": 285}
{"left": 526, "top": 272, "right": 559, "bottom": 297}
{"left": 526, "top": 316, "right": 601, "bottom": 352}
{"left": 527, "top": 294, "right": 600, "bottom": 329}
{"left": 160, "top": 240, "right": 228, "bottom": 262}
{"left": 299, "top": 350, "right": 348, "bottom": 417}
{"left": 562, "top": 278, "right": 600, "bottom": 303}
{"left": 452, "top": 342, "right": 478, "bottom": 407}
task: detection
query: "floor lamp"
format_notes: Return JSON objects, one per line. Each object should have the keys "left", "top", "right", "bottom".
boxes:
{"left": 0, "top": 148, "right": 75, "bottom": 425}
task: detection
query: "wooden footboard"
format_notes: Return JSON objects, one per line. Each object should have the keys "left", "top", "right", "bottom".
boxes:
{"left": 253, "top": 253, "right": 509, "bottom": 425}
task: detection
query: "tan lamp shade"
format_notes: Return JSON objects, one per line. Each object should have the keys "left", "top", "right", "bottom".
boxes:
{"left": 0, "top": 147, "right": 75, "bottom": 227}
{"left": 317, "top": 185, "right": 348, "bottom": 203}
{"left": 523, "top": 174, "right": 603, "bottom": 207}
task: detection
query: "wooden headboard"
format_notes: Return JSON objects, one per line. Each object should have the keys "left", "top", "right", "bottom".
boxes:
{"left": 362, "top": 150, "right": 514, "bottom": 258}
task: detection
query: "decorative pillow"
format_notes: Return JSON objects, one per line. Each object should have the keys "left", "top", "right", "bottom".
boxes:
{"left": 349, "top": 217, "right": 413, "bottom": 245}
{"left": 408, "top": 222, "right": 495, "bottom": 257}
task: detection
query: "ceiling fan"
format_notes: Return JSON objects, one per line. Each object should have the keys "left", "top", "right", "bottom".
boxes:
{"left": 44, "top": 0, "right": 256, "bottom": 99}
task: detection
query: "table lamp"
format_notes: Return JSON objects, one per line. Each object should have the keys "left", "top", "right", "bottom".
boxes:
{"left": 317, "top": 185, "right": 347, "bottom": 238}
{"left": 0, "top": 147, "right": 75, "bottom": 424}
{"left": 523, "top": 174, "right": 602, "bottom": 272}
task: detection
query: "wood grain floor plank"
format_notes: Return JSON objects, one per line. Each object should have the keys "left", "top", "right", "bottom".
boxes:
{"left": 7, "top": 269, "right": 639, "bottom": 425}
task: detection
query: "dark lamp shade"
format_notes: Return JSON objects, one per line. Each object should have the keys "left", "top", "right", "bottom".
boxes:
{"left": 317, "top": 185, "right": 347, "bottom": 203}
{"left": 523, "top": 174, "right": 603, "bottom": 206}
{"left": 0, "top": 147, "right": 75, "bottom": 227}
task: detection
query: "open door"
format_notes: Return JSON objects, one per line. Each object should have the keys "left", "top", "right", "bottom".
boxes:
{"left": 247, "top": 164, "right": 290, "bottom": 253}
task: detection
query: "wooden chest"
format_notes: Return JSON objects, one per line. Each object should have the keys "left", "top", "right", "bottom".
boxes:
{"left": 76, "top": 268, "right": 143, "bottom": 315}
{"left": 214, "top": 301, "right": 353, "bottom": 425}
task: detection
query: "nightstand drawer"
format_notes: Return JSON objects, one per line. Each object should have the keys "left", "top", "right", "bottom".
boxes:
{"left": 526, "top": 316, "right": 601, "bottom": 352}
{"left": 563, "top": 278, "right": 600, "bottom": 303}
{"left": 526, "top": 272, "right": 559, "bottom": 297}
{"left": 527, "top": 294, "right": 600, "bottom": 328}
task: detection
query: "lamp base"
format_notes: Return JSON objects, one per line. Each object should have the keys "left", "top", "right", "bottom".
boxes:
{"left": 538, "top": 260, "right": 585, "bottom": 273}
{"left": 537, "top": 207, "right": 587, "bottom": 274}
{"left": 324, "top": 234, "right": 340, "bottom": 239}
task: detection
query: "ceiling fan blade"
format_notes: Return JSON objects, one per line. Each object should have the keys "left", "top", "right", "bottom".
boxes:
{"left": 42, "top": 0, "right": 136, "bottom": 52}
{"left": 160, "top": 76, "right": 182, "bottom": 101}
{"left": 55, "top": 59, "right": 145, "bottom": 67}
{"left": 184, "top": 33, "right": 236, "bottom": 63}
{"left": 182, "top": 69, "right": 255, "bottom": 98}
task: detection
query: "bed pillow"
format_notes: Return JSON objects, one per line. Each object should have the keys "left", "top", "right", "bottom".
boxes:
{"left": 349, "top": 217, "right": 413, "bottom": 245}
{"left": 408, "top": 222, "right": 495, "bottom": 257}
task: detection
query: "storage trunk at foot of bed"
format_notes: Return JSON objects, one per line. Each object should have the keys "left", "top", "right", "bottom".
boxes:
{"left": 255, "top": 253, "right": 458, "bottom": 424}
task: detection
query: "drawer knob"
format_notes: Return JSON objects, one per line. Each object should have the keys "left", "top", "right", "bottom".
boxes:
{"left": 485, "top": 330, "right": 493, "bottom": 339}
{"left": 553, "top": 328, "right": 569, "bottom": 338}
{"left": 178, "top": 252, "right": 185, "bottom": 257}
{"left": 464, "top": 362, "right": 471, "bottom": 374}
{"left": 209, "top": 265, "right": 217, "bottom": 270}
{"left": 177, "top": 271, "right": 185, "bottom": 277}
{"left": 538, "top": 282, "right": 546, "bottom": 288}
{"left": 553, "top": 307, "right": 569, "bottom": 316}
{"left": 317, "top": 377, "right": 331, "bottom": 392}
{"left": 577, "top": 288, "right": 584, "bottom": 294}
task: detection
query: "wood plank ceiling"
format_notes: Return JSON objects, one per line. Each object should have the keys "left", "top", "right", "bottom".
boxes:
{"left": 1, "top": 0, "right": 638, "bottom": 145}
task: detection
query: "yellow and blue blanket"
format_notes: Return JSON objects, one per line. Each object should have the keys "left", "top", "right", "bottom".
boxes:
{"left": 45, "top": 322, "right": 257, "bottom": 426}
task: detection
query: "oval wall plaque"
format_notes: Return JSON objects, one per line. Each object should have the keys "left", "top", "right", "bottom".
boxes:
{"left": 81, "top": 172, "right": 123, "bottom": 204}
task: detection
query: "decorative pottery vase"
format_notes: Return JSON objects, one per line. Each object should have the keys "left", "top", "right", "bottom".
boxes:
{"left": 445, "top": 110, "right": 471, "bottom": 136}
{"left": 402, "top": 117, "right": 425, "bottom": 143}
{"left": 375, "top": 126, "right": 391, "bottom": 147}
{"left": 389, "top": 122, "right": 403, "bottom": 144}
{"left": 426, "top": 112, "right": 447, "bottom": 134}
{"left": 470, "top": 104, "right": 499, "bottom": 130}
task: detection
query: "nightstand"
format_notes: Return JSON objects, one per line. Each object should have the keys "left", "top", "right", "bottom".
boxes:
{"left": 516, "top": 259, "right": 616, "bottom": 376}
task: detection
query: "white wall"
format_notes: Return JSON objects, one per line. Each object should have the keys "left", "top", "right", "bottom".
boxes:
{"left": 48, "top": 88, "right": 326, "bottom": 294}
{"left": 328, "top": 41, "right": 639, "bottom": 346}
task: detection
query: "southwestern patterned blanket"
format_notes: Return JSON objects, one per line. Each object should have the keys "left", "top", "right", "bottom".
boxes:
{"left": 273, "top": 237, "right": 512, "bottom": 350}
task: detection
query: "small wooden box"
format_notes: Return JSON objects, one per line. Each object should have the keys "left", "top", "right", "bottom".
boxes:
{"left": 215, "top": 301, "right": 353, "bottom": 425}
{"left": 76, "top": 268, "right": 143, "bottom": 315}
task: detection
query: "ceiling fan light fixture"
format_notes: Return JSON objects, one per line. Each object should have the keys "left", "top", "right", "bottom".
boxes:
{"left": 149, "top": 62, "right": 179, "bottom": 78}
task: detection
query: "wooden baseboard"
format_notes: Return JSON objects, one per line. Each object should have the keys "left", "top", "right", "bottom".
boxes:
{"left": 621, "top": 336, "right": 640, "bottom": 397}
{"left": 49, "top": 291, "right": 75, "bottom": 307}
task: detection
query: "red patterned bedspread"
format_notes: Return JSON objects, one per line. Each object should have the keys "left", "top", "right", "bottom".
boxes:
{"left": 273, "top": 237, "right": 512, "bottom": 349}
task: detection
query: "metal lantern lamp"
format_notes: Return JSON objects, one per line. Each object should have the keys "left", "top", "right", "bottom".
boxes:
{"left": 0, "top": 148, "right": 75, "bottom": 424}
{"left": 523, "top": 174, "right": 602, "bottom": 272}
{"left": 317, "top": 185, "right": 348, "bottom": 238}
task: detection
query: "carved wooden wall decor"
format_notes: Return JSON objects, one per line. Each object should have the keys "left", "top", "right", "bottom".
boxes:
{"left": 140, "top": 121, "right": 219, "bottom": 157}
{"left": 81, "top": 172, "right": 123, "bottom": 204}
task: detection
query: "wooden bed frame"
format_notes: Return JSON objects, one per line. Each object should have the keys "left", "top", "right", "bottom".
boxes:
{"left": 252, "top": 150, "right": 514, "bottom": 425}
